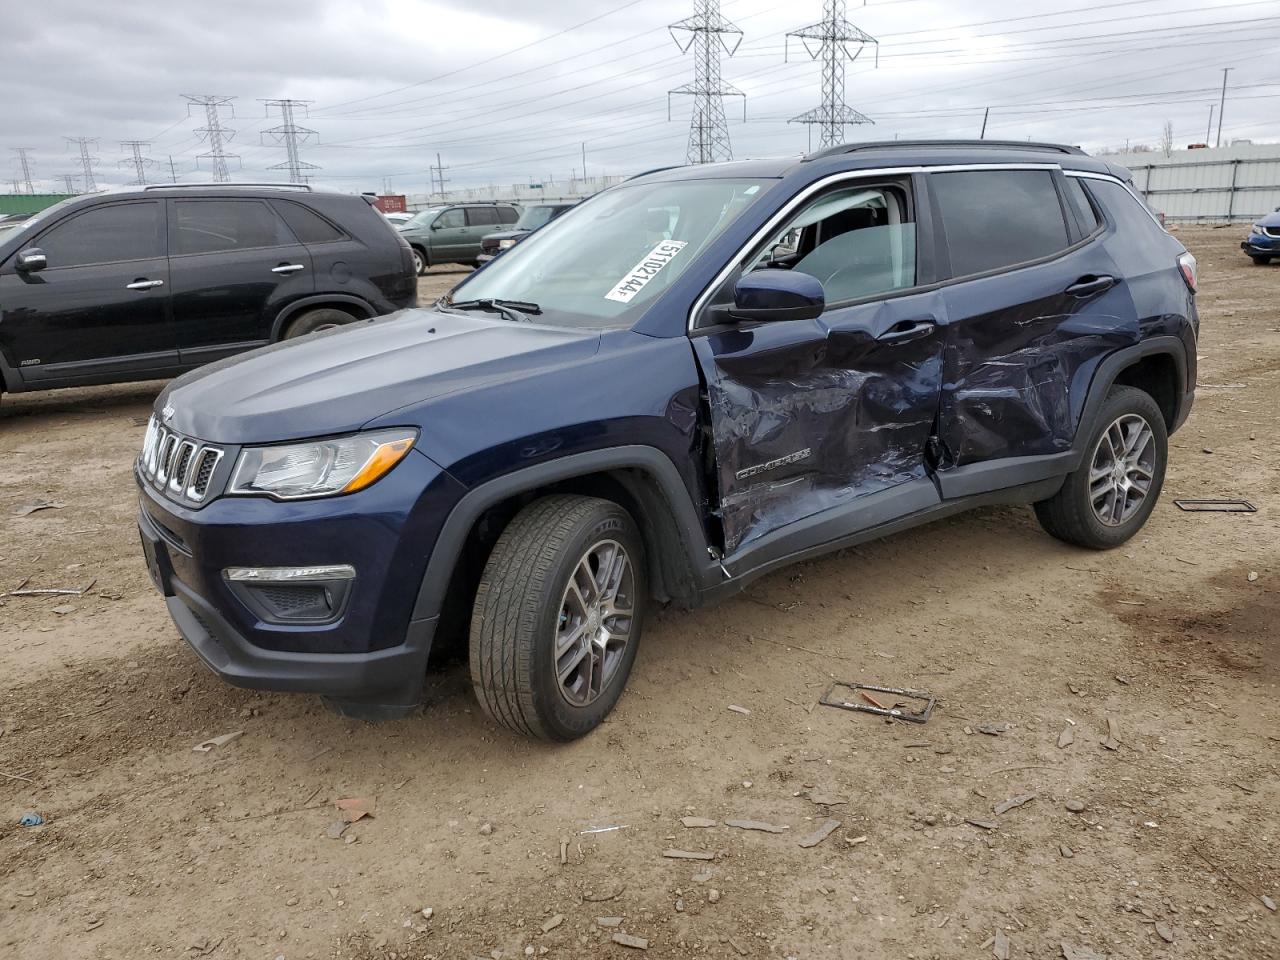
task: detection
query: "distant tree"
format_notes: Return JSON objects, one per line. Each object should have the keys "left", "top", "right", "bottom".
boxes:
{"left": 1160, "top": 121, "right": 1174, "bottom": 157}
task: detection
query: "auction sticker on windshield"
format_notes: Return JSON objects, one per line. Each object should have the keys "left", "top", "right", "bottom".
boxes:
{"left": 605, "top": 240, "right": 688, "bottom": 303}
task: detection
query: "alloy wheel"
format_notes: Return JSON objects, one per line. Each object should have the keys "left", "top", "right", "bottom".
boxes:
{"left": 554, "top": 539, "right": 635, "bottom": 707}
{"left": 1089, "top": 413, "right": 1156, "bottom": 526}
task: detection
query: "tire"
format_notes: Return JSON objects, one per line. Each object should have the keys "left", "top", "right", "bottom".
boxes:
{"left": 283, "top": 307, "right": 357, "bottom": 340}
{"left": 469, "top": 495, "right": 646, "bottom": 741}
{"left": 1250, "top": 255, "right": 1272, "bottom": 265}
{"left": 412, "top": 247, "right": 428, "bottom": 275}
{"left": 1034, "top": 385, "right": 1168, "bottom": 549}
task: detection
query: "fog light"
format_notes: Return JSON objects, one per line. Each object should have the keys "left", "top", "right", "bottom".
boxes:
{"left": 224, "top": 565, "right": 355, "bottom": 582}
{"left": 223, "top": 565, "right": 355, "bottom": 624}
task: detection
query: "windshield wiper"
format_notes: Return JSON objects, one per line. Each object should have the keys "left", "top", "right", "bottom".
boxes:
{"left": 439, "top": 297, "right": 542, "bottom": 323}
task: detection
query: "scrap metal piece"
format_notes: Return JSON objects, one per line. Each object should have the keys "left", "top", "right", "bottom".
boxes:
{"left": 819, "top": 681, "right": 935, "bottom": 724}
{"left": 1173, "top": 499, "right": 1257, "bottom": 513}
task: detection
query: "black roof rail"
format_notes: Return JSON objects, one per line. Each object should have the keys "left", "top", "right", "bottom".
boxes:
{"left": 803, "top": 139, "right": 1086, "bottom": 161}
{"left": 625, "top": 165, "right": 683, "bottom": 181}
{"left": 142, "top": 182, "right": 313, "bottom": 191}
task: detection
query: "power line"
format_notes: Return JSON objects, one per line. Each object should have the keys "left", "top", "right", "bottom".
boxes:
{"left": 786, "top": 0, "right": 878, "bottom": 150}
{"left": 184, "top": 94, "right": 239, "bottom": 182}
{"left": 261, "top": 99, "right": 320, "bottom": 183}
{"left": 65, "top": 137, "right": 99, "bottom": 192}
{"left": 10, "top": 148, "right": 36, "bottom": 194}
{"left": 119, "top": 140, "right": 156, "bottom": 185}
{"left": 669, "top": 0, "right": 746, "bottom": 164}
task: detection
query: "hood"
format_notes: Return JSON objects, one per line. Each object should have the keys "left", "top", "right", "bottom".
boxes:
{"left": 1257, "top": 211, "right": 1280, "bottom": 228}
{"left": 158, "top": 309, "right": 600, "bottom": 445}
{"left": 482, "top": 228, "right": 529, "bottom": 243}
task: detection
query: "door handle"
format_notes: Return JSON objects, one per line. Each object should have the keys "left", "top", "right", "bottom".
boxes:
{"left": 1065, "top": 275, "right": 1116, "bottom": 297}
{"left": 877, "top": 319, "right": 936, "bottom": 344}
{"left": 126, "top": 279, "right": 164, "bottom": 291}
{"left": 272, "top": 263, "right": 305, "bottom": 274}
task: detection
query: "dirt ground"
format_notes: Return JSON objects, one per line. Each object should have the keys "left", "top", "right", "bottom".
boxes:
{"left": 1, "top": 237, "right": 1277, "bottom": 960}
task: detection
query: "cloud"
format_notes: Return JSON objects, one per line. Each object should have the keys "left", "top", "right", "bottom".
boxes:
{"left": 4, "top": 0, "right": 1277, "bottom": 195}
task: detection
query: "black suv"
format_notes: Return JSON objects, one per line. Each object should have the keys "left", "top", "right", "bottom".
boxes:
{"left": 0, "top": 184, "right": 416, "bottom": 397}
{"left": 136, "top": 141, "right": 1197, "bottom": 740}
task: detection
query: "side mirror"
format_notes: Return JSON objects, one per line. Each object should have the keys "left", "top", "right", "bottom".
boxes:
{"left": 16, "top": 247, "right": 47, "bottom": 273}
{"left": 729, "top": 268, "right": 824, "bottom": 323}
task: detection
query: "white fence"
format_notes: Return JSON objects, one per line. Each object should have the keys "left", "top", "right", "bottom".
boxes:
{"left": 1099, "top": 144, "right": 1280, "bottom": 222}
{"left": 406, "top": 174, "right": 629, "bottom": 210}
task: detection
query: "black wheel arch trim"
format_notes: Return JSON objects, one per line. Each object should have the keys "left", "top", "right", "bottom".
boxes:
{"left": 409, "top": 446, "right": 716, "bottom": 624}
{"left": 0, "top": 348, "right": 23, "bottom": 392}
{"left": 271, "top": 295, "right": 377, "bottom": 340}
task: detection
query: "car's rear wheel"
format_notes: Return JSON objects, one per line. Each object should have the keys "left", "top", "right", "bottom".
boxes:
{"left": 469, "top": 495, "right": 646, "bottom": 741}
{"left": 412, "top": 247, "right": 428, "bottom": 275}
{"left": 1250, "top": 255, "right": 1272, "bottom": 265}
{"left": 1034, "top": 386, "right": 1167, "bottom": 549}
{"left": 283, "top": 307, "right": 357, "bottom": 339}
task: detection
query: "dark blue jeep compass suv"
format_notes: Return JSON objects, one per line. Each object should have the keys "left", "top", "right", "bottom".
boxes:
{"left": 136, "top": 141, "right": 1198, "bottom": 740}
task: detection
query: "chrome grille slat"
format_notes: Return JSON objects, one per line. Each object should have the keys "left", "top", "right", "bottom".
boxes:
{"left": 138, "top": 415, "right": 225, "bottom": 504}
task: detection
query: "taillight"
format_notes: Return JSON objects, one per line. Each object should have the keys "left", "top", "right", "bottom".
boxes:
{"left": 1177, "top": 251, "right": 1198, "bottom": 293}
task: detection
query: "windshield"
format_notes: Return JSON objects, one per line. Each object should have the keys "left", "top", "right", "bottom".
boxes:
{"left": 402, "top": 207, "right": 443, "bottom": 229}
{"left": 516, "top": 205, "right": 567, "bottom": 231}
{"left": 450, "top": 178, "right": 768, "bottom": 329}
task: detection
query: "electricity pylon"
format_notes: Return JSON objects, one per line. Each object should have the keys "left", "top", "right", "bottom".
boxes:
{"left": 787, "top": 0, "right": 878, "bottom": 150}
{"left": 668, "top": 0, "right": 745, "bottom": 164}
{"left": 119, "top": 140, "right": 156, "bottom": 185}
{"left": 261, "top": 100, "right": 320, "bottom": 183}
{"left": 65, "top": 137, "right": 99, "bottom": 192}
{"left": 183, "top": 94, "right": 239, "bottom": 182}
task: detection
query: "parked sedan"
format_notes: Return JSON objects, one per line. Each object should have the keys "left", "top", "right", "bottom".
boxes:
{"left": 476, "top": 202, "right": 577, "bottom": 264}
{"left": 1242, "top": 207, "right": 1280, "bottom": 264}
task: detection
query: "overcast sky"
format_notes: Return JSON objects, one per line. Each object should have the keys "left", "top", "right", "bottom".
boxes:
{"left": 4, "top": 0, "right": 1278, "bottom": 197}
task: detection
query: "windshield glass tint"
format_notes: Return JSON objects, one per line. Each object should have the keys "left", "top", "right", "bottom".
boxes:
{"left": 517, "top": 206, "right": 564, "bottom": 230}
{"left": 403, "top": 208, "right": 441, "bottom": 228}
{"left": 451, "top": 179, "right": 767, "bottom": 329}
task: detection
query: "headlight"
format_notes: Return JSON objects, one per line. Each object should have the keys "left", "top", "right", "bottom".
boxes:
{"left": 498, "top": 238, "right": 517, "bottom": 250}
{"left": 1251, "top": 223, "right": 1266, "bottom": 236}
{"left": 228, "top": 429, "right": 417, "bottom": 500}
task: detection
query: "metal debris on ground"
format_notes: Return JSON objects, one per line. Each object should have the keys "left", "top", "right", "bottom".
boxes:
{"left": 797, "top": 818, "right": 841, "bottom": 848}
{"left": 579, "top": 824, "right": 626, "bottom": 834}
{"left": 993, "top": 793, "right": 1036, "bottom": 815}
{"left": 192, "top": 730, "right": 244, "bottom": 753}
{"left": 1172, "top": 498, "right": 1257, "bottom": 513}
{"left": 679, "top": 816, "right": 717, "bottom": 828}
{"left": 967, "top": 819, "right": 998, "bottom": 830}
{"left": 19, "top": 811, "right": 44, "bottom": 827}
{"left": 8, "top": 578, "right": 96, "bottom": 597}
{"left": 12, "top": 499, "right": 66, "bottom": 517}
{"left": 819, "top": 681, "right": 935, "bottom": 723}
{"left": 662, "top": 849, "right": 714, "bottom": 861}
{"left": 1101, "top": 716, "right": 1121, "bottom": 751}
{"left": 335, "top": 796, "right": 376, "bottom": 823}
{"left": 724, "top": 819, "right": 788, "bottom": 834}
{"left": 808, "top": 793, "right": 847, "bottom": 806}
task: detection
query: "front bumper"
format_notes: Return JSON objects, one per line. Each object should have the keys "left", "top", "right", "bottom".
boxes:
{"left": 1242, "top": 235, "right": 1276, "bottom": 256}
{"left": 136, "top": 449, "right": 466, "bottom": 716}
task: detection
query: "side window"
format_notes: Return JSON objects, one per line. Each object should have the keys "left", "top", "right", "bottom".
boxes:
{"left": 737, "top": 182, "right": 916, "bottom": 307}
{"left": 931, "top": 170, "right": 1070, "bottom": 277}
{"left": 1084, "top": 178, "right": 1165, "bottom": 237}
{"left": 172, "top": 200, "right": 294, "bottom": 255}
{"left": 498, "top": 206, "right": 520, "bottom": 224}
{"left": 436, "top": 209, "right": 466, "bottom": 229}
{"left": 466, "top": 208, "right": 501, "bottom": 227}
{"left": 1062, "top": 177, "right": 1100, "bottom": 235}
{"left": 274, "top": 201, "right": 346, "bottom": 243}
{"left": 37, "top": 201, "right": 163, "bottom": 267}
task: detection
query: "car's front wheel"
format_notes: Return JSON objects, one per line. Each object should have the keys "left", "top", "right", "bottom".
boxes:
{"left": 1034, "top": 386, "right": 1168, "bottom": 549}
{"left": 1250, "top": 254, "right": 1272, "bottom": 265}
{"left": 469, "top": 495, "right": 646, "bottom": 741}
{"left": 412, "top": 247, "right": 428, "bottom": 275}
{"left": 283, "top": 307, "right": 357, "bottom": 339}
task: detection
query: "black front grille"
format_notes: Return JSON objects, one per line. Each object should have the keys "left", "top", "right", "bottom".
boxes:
{"left": 1266, "top": 226, "right": 1280, "bottom": 238}
{"left": 260, "top": 585, "right": 330, "bottom": 616}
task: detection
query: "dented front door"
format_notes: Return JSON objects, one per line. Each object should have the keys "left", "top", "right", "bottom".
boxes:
{"left": 693, "top": 289, "right": 946, "bottom": 556}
